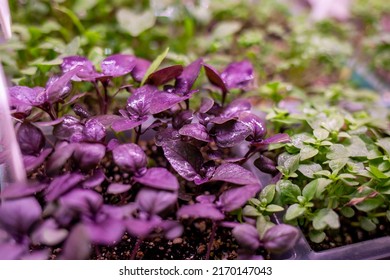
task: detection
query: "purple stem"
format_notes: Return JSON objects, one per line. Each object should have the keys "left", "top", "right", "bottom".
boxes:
{"left": 130, "top": 238, "right": 143, "bottom": 260}
{"left": 205, "top": 221, "right": 218, "bottom": 260}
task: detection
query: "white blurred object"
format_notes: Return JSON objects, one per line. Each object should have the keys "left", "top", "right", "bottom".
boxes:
{"left": 0, "top": 0, "right": 12, "bottom": 40}
{"left": 0, "top": 0, "right": 26, "bottom": 187}
{"left": 308, "top": 0, "right": 353, "bottom": 22}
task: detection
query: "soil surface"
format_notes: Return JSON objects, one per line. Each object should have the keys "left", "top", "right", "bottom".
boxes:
{"left": 303, "top": 216, "right": 390, "bottom": 252}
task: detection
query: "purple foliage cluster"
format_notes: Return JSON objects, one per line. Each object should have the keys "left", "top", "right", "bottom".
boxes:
{"left": 1, "top": 53, "right": 297, "bottom": 260}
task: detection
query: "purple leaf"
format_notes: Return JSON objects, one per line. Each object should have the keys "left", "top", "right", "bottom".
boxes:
{"left": 203, "top": 64, "right": 228, "bottom": 93}
{"left": 0, "top": 243, "right": 27, "bottom": 260}
{"left": 239, "top": 112, "right": 267, "bottom": 142}
{"left": 175, "top": 58, "right": 203, "bottom": 95}
{"left": 82, "top": 119, "right": 106, "bottom": 142}
{"left": 262, "top": 224, "right": 300, "bottom": 253}
{"left": 111, "top": 117, "right": 145, "bottom": 132}
{"left": 8, "top": 86, "right": 45, "bottom": 105}
{"left": 179, "top": 123, "right": 211, "bottom": 142}
{"left": 58, "top": 189, "right": 103, "bottom": 216}
{"left": 254, "top": 155, "right": 278, "bottom": 175}
{"left": 101, "top": 54, "right": 136, "bottom": 77}
{"left": 131, "top": 58, "right": 151, "bottom": 82}
{"left": 83, "top": 169, "right": 105, "bottom": 189}
{"left": 53, "top": 115, "right": 84, "bottom": 142}
{"left": 0, "top": 197, "right": 42, "bottom": 238}
{"left": 45, "top": 172, "right": 84, "bottom": 202}
{"left": 0, "top": 182, "right": 45, "bottom": 199}
{"left": 31, "top": 219, "right": 68, "bottom": 246}
{"left": 45, "top": 142, "right": 76, "bottom": 175}
{"left": 107, "top": 138, "right": 120, "bottom": 151}
{"left": 220, "top": 60, "right": 254, "bottom": 90}
{"left": 102, "top": 204, "right": 138, "bottom": 219}
{"left": 212, "top": 99, "right": 251, "bottom": 124}
{"left": 73, "top": 143, "right": 105, "bottom": 171}
{"left": 172, "top": 110, "right": 193, "bottom": 130}
{"left": 85, "top": 219, "right": 125, "bottom": 245}
{"left": 126, "top": 85, "right": 155, "bottom": 118}
{"left": 162, "top": 141, "right": 203, "bottom": 181}
{"left": 211, "top": 163, "right": 259, "bottom": 185}
{"left": 211, "top": 120, "right": 252, "bottom": 148}
{"left": 160, "top": 221, "right": 184, "bottom": 239}
{"left": 199, "top": 97, "right": 214, "bottom": 113}
{"left": 126, "top": 216, "right": 162, "bottom": 237}
{"left": 112, "top": 143, "right": 147, "bottom": 175}
{"left": 177, "top": 203, "right": 224, "bottom": 220}
{"left": 219, "top": 184, "right": 261, "bottom": 212}
{"left": 196, "top": 195, "right": 216, "bottom": 204}
{"left": 45, "top": 66, "right": 81, "bottom": 103}
{"left": 20, "top": 249, "right": 50, "bottom": 260}
{"left": 91, "top": 114, "right": 122, "bottom": 128}
{"left": 146, "top": 65, "right": 183, "bottom": 86}
{"left": 23, "top": 148, "right": 52, "bottom": 173}
{"left": 17, "top": 122, "right": 45, "bottom": 155}
{"left": 232, "top": 224, "right": 260, "bottom": 250}
{"left": 59, "top": 224, "right": 91, "bottom": 260}
{"left": 107, "top": 183, "right": 132, "bottom": 194}
{"left": 134, "top": 167, "right": 179, "bottom": 191}
{"left": 61, "top": 56, "right": 96, "bottom": 81}
{"left": 262, "top": 133, "right": 290, "bottom": 145}
{"left": 136, "top": 188, "right": 177, "bottom": 215}
{"left": 155, "top": 127, "right": 181, "bottom": 146}
{"left": 149, "top": 90, "right": 193, "bottom": 114}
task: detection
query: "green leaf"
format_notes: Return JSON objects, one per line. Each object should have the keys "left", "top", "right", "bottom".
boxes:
{"left": 321, "top": 114, "right": 344, "bottom": 132}
{"left": 386, "top": 210, "right": 390, "bottom": 222}
{"left": 340, "top": 207, "right": 355, "bottom": 218}
{"left": 327, "top": 144, "right": 349, "bottom": 160}
{"left": 141, "top": 47, "right": 169, "bottom": 86}
{"left": 313, "top": 128, "right": 329, "bottom": 141}
{"left": 299, "top": 145, "right": 319, "bottom": 161}
{"left": 338, "top": 132, "right": 351, "bottom": 138}
{"left": 377, "top": 138, "right": 390, "bottom": 156}
{"left": 328, "top": 158, "right": 348, "bottom": 174}
{"left": 283, "top": 154, "right": 300, "bottom": 174}
{"left": 212, "top": 21, "right": 242, "bottom": 39}
{"left": 368, "top": 165, "right": 388, "bottom": 179}
{"left": 116, "top": 8, "right": 156, "bottom": 37}
{"left": 242, "top": 205, "right": 261, "bottom": 217}
{"left": 256, "top": 215, "right": 274, "bottom": 239}
{"left": 309, "top": 230, "right": 326, "bottom": 243}
{"left": 277, "top": 180, "right": 301, "bottom": 204}
{"left": 355, "top": 197, "right": 385, "bottom": 212}
{"left": 302, "top": 180, "right": 319, "bottom": 201}
{"left": 265, "top": 204, "right": 284, "bottom": 212}
{"left": 259, "top": 184, "right": 276, "bottom": 204}
{"left": 347, "top": 136, "right": 369, "bottom": 158}
{"left": 312, "top": 209, "right": 340, "bottom": 230}
{"left": 360, "top": 217, "right": 376, "bottom": 231}
{"left": 291, "top": 133, "right": 312, "bottom": 149}
{"left": 298, "top": 163, "right": 322, "bottom": 178}
{"left": 285, "top": 204, "right": 306, "bottom": 221}
{"left": 248, "top": 198, "right": 261, "bottom": 206}
{"left": 55, "top": 6, "right": 85, "bottom": 34}
{"left": 62, "top": 36, "right": 81, "bottom": 56}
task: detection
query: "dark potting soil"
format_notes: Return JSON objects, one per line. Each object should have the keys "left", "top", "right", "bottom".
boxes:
{"left": 90, "top": 220, "right": 240, "bottom": 260}
{"left": 303, "top": 216, "right": 390, "bottom": 252}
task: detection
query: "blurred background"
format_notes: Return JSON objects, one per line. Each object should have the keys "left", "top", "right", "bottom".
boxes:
{"left": 1, "top": 0, "right": 389, "bottom": 93}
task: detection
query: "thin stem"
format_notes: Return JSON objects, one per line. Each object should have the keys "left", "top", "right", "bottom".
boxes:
{"left": 93, "top": 82, "right": 104, "bottom": 114}
{"left": 130, "top": 238, "right": 143, "bottom": 260}
{"left": 205, "top": 221, "right": 218, "bottom": 260}
{"left": 102, "top": 83, "right": 109, "bottom": 114}
{"left": 221, "top": 91, "right": 227, "bottom": 107}
{"left": 135, "top": 125, "right": 142, "bottom": 144}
